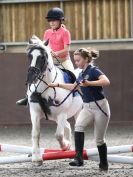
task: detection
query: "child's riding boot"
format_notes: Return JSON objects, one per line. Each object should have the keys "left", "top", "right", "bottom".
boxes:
{"left": 16, "top": 97, "right": 28, "bottom": 106}
{"left": 69, "top": 131, "right": 84, "bottom": 166}
{"left": 97, "top": 143, "right": 108, "bottom": 171}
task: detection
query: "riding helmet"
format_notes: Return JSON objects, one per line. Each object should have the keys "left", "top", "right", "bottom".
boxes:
{"left": 46, "top": 7, "right": 64, "bottom": 21}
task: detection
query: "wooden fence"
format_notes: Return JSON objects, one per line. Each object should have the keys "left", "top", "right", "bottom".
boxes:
{"left": 0, "top": 50, "right": 133, "bottom": 125}
{"left": 0, "top": 0, "right": 131, "bottom": 42}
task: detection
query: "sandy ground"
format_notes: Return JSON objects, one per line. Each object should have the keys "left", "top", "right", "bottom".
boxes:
{"left": 0, "top": 122, "right": 133, "bottom": 177}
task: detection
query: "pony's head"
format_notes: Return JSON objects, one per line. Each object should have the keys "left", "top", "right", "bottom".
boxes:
{"left": 26, "top": 35, "right": 52, "bottom": 84}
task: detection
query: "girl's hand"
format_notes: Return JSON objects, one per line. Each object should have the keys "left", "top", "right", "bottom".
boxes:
{"left": 80, "top": 80, "right": 89, "bottom": 87}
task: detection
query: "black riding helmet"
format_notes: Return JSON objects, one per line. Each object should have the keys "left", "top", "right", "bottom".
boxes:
{"left": 46, "top": 7, "right": 64, "bottom": 21}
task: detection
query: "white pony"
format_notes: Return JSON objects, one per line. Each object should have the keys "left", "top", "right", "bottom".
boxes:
{"left": 26, "top": 35, "right": 83, "bottom": 165}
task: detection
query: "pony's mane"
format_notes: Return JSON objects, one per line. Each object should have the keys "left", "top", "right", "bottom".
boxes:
{"left": 26, "top": 35, "right": 51, "bottom": 53}
{"left": 26, "top": 45, "right": 44, "bottom": 53}
{"left": 26, "top": 35, "right": 54, "bottom": 67}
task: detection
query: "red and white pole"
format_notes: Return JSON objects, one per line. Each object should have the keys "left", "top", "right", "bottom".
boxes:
{"left": 90, "top": 155, "right": 133, "bottom": 164}
{"left": 0, "top": 143, "right": 133, "bottom": 155}
{"left": 0, "top": 144, "right": 62, "bottom": 154}
{"left": 0, "top": 151, "right": 133, "bottom": 164}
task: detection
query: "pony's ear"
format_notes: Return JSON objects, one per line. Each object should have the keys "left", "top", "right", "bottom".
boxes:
{"left": 44, "top": 39, "right": 49, "bottom": 46}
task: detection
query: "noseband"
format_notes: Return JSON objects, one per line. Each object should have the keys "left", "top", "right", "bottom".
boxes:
{"left": 26, "top": 48, "right": 57, "bottom": 95}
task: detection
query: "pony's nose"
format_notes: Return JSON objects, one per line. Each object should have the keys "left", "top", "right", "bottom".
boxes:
{"left": 26, "top": 67, "right": 40, "bottom": 84}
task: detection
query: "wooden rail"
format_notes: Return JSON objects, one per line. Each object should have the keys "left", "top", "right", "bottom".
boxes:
{"left": 0, "top": 0, "right": 131, "bottom": 42}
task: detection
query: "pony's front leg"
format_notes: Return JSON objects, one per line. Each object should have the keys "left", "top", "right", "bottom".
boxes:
{"left": 55, "top": 113, "right": 72, "bottom": 151}
{"left": 30, "top": 106, "right": 43, "bottom": 166}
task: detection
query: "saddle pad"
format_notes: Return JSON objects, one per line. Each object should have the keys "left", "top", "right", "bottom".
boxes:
{"left": 61, "top": 69, "right": 80, "bottom": 97}
{"left": 61, "top": 69, "right": 76, "bottom": 83}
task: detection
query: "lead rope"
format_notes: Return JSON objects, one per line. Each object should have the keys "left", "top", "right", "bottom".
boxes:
{"left": 81, "top": 67, "right": 109, "bottom": 118}
{"left": 94, "top": 99, "right": 108, "bottom": 117}
{"left": 89, "top": 89, "right": 108, "bottom": 117}
{"left": 51, "top": 82, "right": 80, "bottom": 107}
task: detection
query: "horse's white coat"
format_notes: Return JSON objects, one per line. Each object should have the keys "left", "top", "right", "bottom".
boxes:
{"left": 30, "top": 50, "right": 41, "bottom": 67}
{"left": 27, "top": 36, "right": 83, "bottom": 164}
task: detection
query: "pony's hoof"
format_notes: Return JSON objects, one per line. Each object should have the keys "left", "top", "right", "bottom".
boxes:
{"left": 32, "top": 154, "right": 43, "bottom": 166}
{"left": 33, "top": 160, "right": 43, "bottom": 166}
{"left": 36, "top": 160, "right": 43, "bottom": 166}
{"left": 61, "top": 142, "right": 71, "bottom": 151}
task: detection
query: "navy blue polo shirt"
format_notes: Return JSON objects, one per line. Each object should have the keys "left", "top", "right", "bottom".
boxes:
{"left": 77, "top": 64, "right": 105, "bottom": 103}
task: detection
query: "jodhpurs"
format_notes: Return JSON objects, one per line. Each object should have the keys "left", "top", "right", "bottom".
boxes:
{"left": 75, "top": 98, "right": 110, "bottom": 146}
{"left": 53, "top": 57, "right": 74, "bottom": 73}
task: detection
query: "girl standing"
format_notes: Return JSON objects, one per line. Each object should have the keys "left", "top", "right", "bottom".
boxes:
{"left": 49, "top": 47, "right": 110, "bottom": 171}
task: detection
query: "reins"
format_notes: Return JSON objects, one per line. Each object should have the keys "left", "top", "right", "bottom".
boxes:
{"left": 53, "top": 55, "right": 66, "bottom": 70}
{"left": 27, "top": 46, "right": 81, "bottom": 108}
{"left": 28, "top": 59, "right": 58, "bottom": 94}
{"left": 29, "top": 67, "right": 80, "bottom": 107}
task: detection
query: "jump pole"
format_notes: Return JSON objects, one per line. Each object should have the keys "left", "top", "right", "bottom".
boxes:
{"left": 0, "top": 143, "right": 133, "bottom": 155}
{"left": 0, "top": 144, "right": 62, "bottom": 154}
{"left": 42, "top": 150, "right": 133, "bottom": 164}
{"left": 0, "top": 151, "right": 133, "bottom": 164}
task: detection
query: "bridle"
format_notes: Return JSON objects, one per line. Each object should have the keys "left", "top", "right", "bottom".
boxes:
{"left": 27, "top": 57, "right": 58, "bottom": 96}
{"left": 27, "top": 47, "right": 80, "bottom": 107}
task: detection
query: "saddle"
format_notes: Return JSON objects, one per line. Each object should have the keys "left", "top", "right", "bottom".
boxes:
{"left": 60, "top": 68, "right": 76, "bottom": 84}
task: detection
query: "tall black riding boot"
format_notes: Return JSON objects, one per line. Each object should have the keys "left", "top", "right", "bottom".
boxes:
{"left": 16, "top": 97, "right": 28, "bottom": 106}
{"left": 97, "top": 143, "right": 108, "bottom": 171}
{"left": 69, "top": 131, "right": 84, "bottom": 167}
